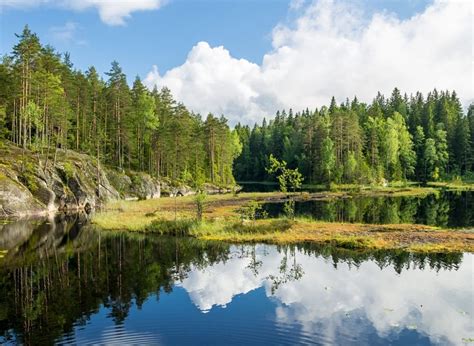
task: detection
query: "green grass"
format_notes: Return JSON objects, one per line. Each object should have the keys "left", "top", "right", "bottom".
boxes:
{"left": 427, "top": 181, "right": 474, "bottom": 191}
{"left": 147, "top": 219, "right": 197, "bottom": 236}
{"left": 92, "top": 189, "right": 474, "bottom": 253}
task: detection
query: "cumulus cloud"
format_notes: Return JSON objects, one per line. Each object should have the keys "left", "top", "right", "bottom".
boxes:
{"left": 2, "top": 0, "right": 165, "bottom": 25}
{"left": 145, "top": 0, "right": 472, "bottom": 126}
{"left": 177, "top": 245, "right": 473, "bottom": 345}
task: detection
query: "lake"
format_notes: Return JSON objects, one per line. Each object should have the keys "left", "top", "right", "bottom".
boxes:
{"left": 0, "top": 215, "right": 472, "bottom": 345}
{"left": 239, "top": 183, "right": 474, "bottom": 228}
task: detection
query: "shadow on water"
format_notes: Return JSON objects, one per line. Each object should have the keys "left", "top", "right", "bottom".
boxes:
{"left": 0, "top": 216, "right": 469, "bottom": 345}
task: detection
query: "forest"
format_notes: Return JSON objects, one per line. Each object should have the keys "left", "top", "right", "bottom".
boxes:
{"left": 234, "top": 90, "right": 474, "bottom": 185}
{"left": 1, "top": 26, "right": 474, "bottom": 188}
{"left": 0, "top": 26, "right": 241, "bottom": 187}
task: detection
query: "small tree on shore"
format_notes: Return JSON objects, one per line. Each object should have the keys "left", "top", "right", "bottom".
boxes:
{"left": 266, "top": 154, "right": 303, "bottom": 193}
{"left": 237, "top": 200, "right": 267, "bottom": 224}
{"left": 266, "top": 154, "right": 303, "bottom": 219}
{"left": 194, "top": 191, "right": 207, "bottom": 222}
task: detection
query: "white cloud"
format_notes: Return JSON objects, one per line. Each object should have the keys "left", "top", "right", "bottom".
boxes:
{"left": 289, "top": 0, "right": 306, "bottom": 11}
{"left": 145, "top": 0, "right": 473, "bottom": 126}
{"left": 177, "top": 245, "right": 473, "bottom": 345}
{"left": 2, "top": 0, "right": 165, "bottom": 25}
{"left": 63, "top": 0, "right": 165, "bottom": 26}
{"left": 144, "top": 42, "right": 282, "bottom": 125}
{"left": 49, "top": 21, "right": 79, "bottom": 43}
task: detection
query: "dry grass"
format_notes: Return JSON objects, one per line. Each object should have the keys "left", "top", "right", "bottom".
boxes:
{"left": 92, "top": 190, "right": 474, "bottom": 253}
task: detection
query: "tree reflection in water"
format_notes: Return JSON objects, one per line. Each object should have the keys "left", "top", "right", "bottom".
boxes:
{"left": 0, "top": 215, "right": 467, "bottom": 345}
{"left": 261, "top": 189, "right": 474, "bottom": 228}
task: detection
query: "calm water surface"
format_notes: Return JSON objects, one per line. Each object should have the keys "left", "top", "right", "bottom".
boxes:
{"left": 240, "top": 183, "right": 474, "bottom": 228}
{"left": 0, "top": 216, "right": 472, "bottom": 345}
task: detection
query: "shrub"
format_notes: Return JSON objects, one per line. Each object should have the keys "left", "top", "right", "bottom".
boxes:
{"left": 194, "top": 191, "right": 207, "bottom": 222}
{"left": 147, "top": 219, "right": 197, "bottom": 236}
{"left": 225, "top": 219, "right": 293, "bottom": 234}
{"left": 237, "top": 200, "right": 268, "bottom": 221}
{"left": 283, "top": 199, "right": 295, "bottom": 220}
{"left": 63, "top": 162, "right": 75, "bottom": 181}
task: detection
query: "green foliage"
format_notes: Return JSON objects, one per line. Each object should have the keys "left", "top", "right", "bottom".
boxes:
{"left": 266, "top": 154, "right": 304, "bottom": 193}
{"left": 20, "top": 161, "right": 38, "bottom": 192}
{"left": 0, "top": 106, "right": 8, "bottom": 139}
{"left": 1, "top": 26, "right": 473, "bottom": 188}
{"left": 237, "top": 200, "right": 268, "bottom": 221}
{"left": 147, "top": 219, "right": 197, "bottom": 236}
{"left": 225, "top": 219, "right": 293, "bottom": 234}
{"left": 194, "top": 191, "right": 207, "bottom": 222}
{"left": 63, "top": 162, "right": 75, "bottom": 181}
{"left": 0, "top": 26, "right": 240, "bottom": 187}
{"left": 321, "top": 136, "right": 336, "bottom": 186}
{"left": 234, "top": 91, "right": 473, "bottom": 185}
{"left": 283, "top": 199, "right": 296, "bottom": 220}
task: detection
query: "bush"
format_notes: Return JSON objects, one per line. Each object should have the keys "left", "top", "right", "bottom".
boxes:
{"left": 225, "top": 219, "right": 293, "bottom": 234}
{"left": 237, "top": 200, "right": 268, "bottom": 221}
{"left": 194, "top": 191, "right": 207, "bottom": 222}
{"left": 147, "top": 219, "right": 197, "bottom": 236}
{"left": 283, "top": 199, "right": 295, "bottom": 220}
{"left": 63, "top": 162, "right": 75, "bottom": 181}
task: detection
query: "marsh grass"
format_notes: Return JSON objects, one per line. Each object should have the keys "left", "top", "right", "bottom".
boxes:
{"left": 147, "top": 219, "right": 197, "bottom": 236}
{"left": 427, "top": 181, "right": 474, "bottom": 191}
{"left": 224, "top": 219, "right": 293, "bottom": 234}
{"left": 92, "top": 189, "right": 474, "bottom": 253}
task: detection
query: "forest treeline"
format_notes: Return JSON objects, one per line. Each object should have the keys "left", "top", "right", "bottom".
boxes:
{"left": 1, "top": 26, "right": 474, "bottom": 188}
{"left": 0, "top": 26, "right": 241, "bottom": 186}
{"left": 234, "top": 90, "right": 474, "bottom": 184}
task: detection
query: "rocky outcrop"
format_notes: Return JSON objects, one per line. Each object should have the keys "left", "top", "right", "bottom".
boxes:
{"left": 0, "top": 144, "right": 160, "bottom": 217}
{"left": 106, "top": 169, "right": 160, "bottom": 200}
{"left": 159, "top": 182, "right": 240, "bottom": 197}
{"left": 203, "top": 183, "right": 240, "bottom": 195}
{"left": 0, "top": 170, "right": 44, "bottom": 217}
{"left": 0, "top": 143, "right": 235, "bottom": 218}
{"left": 160, "top": 181, "right": 194, "bottom": 197}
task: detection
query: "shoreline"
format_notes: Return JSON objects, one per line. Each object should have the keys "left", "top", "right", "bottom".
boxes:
{"left": 92, "top": 188, "right": 474, "bottom": 253}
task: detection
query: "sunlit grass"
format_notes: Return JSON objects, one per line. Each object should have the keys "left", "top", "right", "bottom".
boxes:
{"left": 427, "top": 181, "right": 474, "bottom": 191}
{"left": 92, "top": 189, "right": 474, "bottom": 253}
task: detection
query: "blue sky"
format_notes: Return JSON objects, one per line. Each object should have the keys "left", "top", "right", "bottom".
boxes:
{"left": 1, "top": 0, "right": 431, "bottom": 79}
{"left": 1, "top": 0, "right": 469, "bottom": 125}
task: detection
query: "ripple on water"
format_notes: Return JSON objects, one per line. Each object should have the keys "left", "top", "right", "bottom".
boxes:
{"left": 52, "top": 311, "right": 341, "bottom": 345}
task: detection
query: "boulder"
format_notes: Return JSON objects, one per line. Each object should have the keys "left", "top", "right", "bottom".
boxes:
{"left": 0, "top": 173, "right": 45, "bottom": 217}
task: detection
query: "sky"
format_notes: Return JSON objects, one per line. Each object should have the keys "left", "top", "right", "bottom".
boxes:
{"left": 1, "top": 0, "right": 472, "bottom": 125}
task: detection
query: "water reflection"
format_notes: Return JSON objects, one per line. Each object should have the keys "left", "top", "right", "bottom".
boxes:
{"left": 0, "top": 217, "right": 472, "bottom": 345}
{"left": 262, "top": 190, "right": 474, "bottom": 228}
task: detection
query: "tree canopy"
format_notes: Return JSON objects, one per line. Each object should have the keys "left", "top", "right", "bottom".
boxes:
{"left": 0, "top": 26, "right": 240, "bottom": 186}
{"left": 234, "top": 89, "right": 473, "bottom": 184}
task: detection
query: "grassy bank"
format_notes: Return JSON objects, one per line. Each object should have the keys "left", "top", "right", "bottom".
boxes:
{"left": 427, "top": 181, "right": 474, "bottom": 191}
{"left": 92, "top": 188, "right": 474, "bottom": 253}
